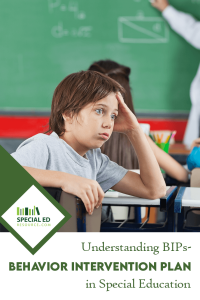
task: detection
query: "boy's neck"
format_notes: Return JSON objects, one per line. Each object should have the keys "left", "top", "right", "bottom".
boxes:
{"left": 59, "top": 134, "right": 88, "bottom": 157}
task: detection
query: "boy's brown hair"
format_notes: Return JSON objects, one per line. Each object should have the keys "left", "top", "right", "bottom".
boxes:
{"left": 47, "top": 70, "right": 125, "bottom": 136}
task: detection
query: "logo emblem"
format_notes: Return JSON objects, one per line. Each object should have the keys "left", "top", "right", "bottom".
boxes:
{"left": 0, "top": 147, "right": 71, "bottom": 254}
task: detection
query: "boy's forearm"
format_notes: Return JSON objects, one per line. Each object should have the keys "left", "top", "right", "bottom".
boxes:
{"left": 126, "top": 127, "right": 166, "bottom": 197}
{"left": 23, "top": 167, "right": 105, "bottom": 214}
{"left": 23, "top": 166, "right": 67, "bottom": 188}
{"left": 147, "top": 136, "right": 189, "bottom": 182}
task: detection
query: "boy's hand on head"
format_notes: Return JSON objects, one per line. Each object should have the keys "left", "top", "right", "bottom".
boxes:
{"left": 150, "top": 0, "right": 169, "bottom": 12}
{"left": 114, "top": 92, "right": 140, "bottom": 134}
{"left": 61, "top": 175, "right": 104, "bottom": 215}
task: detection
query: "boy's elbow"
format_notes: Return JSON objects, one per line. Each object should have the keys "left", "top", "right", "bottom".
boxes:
{"left": 148, "top": 185, "right": 166, "bottom": 200}
{"left": 176, "top": 170, "right": 189, "bottom": 183}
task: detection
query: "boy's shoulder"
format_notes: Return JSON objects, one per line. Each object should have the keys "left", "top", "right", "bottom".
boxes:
{"left": 17, "top": 133, "right": 60, "bottom": 151}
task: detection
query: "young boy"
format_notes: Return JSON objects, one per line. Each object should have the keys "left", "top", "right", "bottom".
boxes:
{"left": 11, "top": 71, "right": 166, "bottom": 215}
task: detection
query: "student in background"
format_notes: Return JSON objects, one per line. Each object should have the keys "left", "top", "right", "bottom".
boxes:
{"left": 151, "top": 0, "right": 200, "bottom": 148}
{"left": 88, "top": 60, "right": 189, "bottom": 183}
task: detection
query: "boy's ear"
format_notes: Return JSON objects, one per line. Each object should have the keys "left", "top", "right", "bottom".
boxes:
{"left": 62, "top": 112, "right": 74, "bottom": 124}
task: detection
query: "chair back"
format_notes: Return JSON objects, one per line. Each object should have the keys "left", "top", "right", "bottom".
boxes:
{"left": 189, "top": 168, "right": 200, "bottom": 217}
{"left": 191, "top": 168, "right": 200, "bottom": 187}
{"left": 44, "top": 187, "right": 101, "bottom": 232}
{"left": 58, "top": 191, "right": 101, "bottom": 232}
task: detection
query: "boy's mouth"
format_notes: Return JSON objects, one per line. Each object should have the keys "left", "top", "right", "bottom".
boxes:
{"left": 99, "top": 133, "right": 109, "bottom": 140}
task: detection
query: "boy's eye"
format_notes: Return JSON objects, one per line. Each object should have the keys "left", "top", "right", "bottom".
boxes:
{"left": 111, "top": 114, "right": 117, "bottom": 120}
{"left": 96, "top": 108, "right": 103, "bottom": 114}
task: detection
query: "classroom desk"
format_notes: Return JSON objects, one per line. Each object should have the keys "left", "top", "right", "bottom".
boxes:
{"left": 169, "top": 143, "right": 190, "bottom": 165}
{"left": 174, "top": 187, "right": 200, "bottom": 232}
{"left": 169, "top": 143, "right": 190, "bottom": 155}
{"left": 101, "top": 186, "right": 177, "bottom": 232}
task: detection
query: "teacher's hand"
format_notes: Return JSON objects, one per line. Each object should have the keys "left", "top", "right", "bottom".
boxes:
{"left": 150, "top": 0, "right": 169, "bottom": 12}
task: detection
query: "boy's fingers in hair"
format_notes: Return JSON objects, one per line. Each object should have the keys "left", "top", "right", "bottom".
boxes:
{"left": 116, "top": 93, "right": 129, "bottom": 113}
{"left": 116, "top": 92, "right": 124, "bottom": 103}
{"left": 115, "top": 93, "right": 126, "bottom": 113}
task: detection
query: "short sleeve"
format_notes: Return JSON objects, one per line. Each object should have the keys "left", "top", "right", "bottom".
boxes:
{"left": 96, "top": 151, "right": 128, "bottom": 192}
{"left": 11, "top": 140, "right": 49, "bottom": 169}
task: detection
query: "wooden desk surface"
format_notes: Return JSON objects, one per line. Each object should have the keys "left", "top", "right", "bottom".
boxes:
{"left": 169, "top": 143, "right": 190, "bottom": 155}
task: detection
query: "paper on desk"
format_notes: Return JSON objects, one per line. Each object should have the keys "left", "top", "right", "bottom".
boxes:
{"left": 105, "top": 190, "right": 119, "bottom": 197}
{"left": 105, "top": 191, "right": 138, "bottom": 198}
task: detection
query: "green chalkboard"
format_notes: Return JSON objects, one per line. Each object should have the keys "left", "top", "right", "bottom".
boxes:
{"left": 0, "top": 0, "right": 200, "bottom": 112}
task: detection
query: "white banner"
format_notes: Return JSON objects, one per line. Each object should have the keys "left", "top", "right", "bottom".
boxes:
{"left": 0, "top": 232, "right": 198, "bottom": 299}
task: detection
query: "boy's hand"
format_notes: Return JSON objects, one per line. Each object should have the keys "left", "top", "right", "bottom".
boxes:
{"left": 114, "top": 92, "right": 140, "bottom": 134}
{"left": 61, "top": 175, "right": 104, "bottom": 215}
{"left": 150, "top": 0, "right": 169, "bottom": 12}
{"left": 191, "top": 138, "right": 200, "bottom": 151}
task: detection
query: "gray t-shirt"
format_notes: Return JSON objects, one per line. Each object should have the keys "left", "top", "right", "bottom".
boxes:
{"left": 11, "top": 132, "right": 128, "bottom": 192}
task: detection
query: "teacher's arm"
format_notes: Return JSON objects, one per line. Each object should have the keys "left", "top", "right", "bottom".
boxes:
{"left": 151, "top": 0, "right": 200, "bottom": 49}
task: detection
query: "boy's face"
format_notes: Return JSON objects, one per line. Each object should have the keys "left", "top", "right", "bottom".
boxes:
{"left": 64, "top": 92, "right": 118, "bottom": 155}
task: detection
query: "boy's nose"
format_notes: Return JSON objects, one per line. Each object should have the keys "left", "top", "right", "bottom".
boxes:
{"left": 102, "top": 118, "right": 112, "bottom": 129}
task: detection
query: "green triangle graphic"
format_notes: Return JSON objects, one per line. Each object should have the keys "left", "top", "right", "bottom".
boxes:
{"left": 0, "top": 146, "right": 71, "bottom": 255}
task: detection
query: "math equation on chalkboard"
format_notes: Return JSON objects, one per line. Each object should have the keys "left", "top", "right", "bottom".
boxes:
{"left": 48, "top": 0, "right": 93, "bottom": 38}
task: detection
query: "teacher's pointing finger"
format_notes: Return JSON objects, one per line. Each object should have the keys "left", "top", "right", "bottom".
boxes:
{"left": 150, "top": 0, "right": 169, "bottom": 12}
